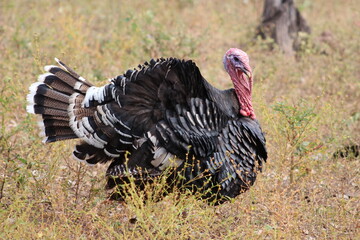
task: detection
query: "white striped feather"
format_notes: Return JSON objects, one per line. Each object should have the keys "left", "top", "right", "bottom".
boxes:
{"left": 74, "top": 81, "right": 84, "bottom": 91}
{"left": 147, "top": 132, "right": 183, "bottom": 170}
{"left": 26, "top": 82, "right": 44, "bottom": 114}
{"left": 68, "top": 93, "right": 84, "bottom": 138}
{"left": 98, "top": 105, "right": 113, "bottom": 127}
{"left": 104, "top": 148, "right": 121, "bottom": 158}
{"left": 81, "top": 85, "right": 107, "bottom": 107}
{"left": 72, "top": 151, "right": 97, "bottom": 166}
{"left": 97, "top": 105, "right": 134, "bottom": 145}
{"left": 79, "top": 118, "right": 104, "bottom": 148}
{"left": 38, "top": 72, "right": 53, "bottom": 82}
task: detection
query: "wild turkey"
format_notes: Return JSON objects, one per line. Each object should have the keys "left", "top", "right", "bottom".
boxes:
{"left": 27, "top": 48, "right": 267, "bottom": 202}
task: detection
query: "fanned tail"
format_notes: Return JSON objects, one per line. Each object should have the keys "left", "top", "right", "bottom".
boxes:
{"left": 27, "top": 58, "right": 93, "bottom": 143}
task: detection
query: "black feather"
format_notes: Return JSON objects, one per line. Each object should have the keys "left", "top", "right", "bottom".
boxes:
{"left": 41, "top": 74, "right": 75, "bottom": 95}
{"left": 35, "top": 84, "right": 70, "bottom": 103}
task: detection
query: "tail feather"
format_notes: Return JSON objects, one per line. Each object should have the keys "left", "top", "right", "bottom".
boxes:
{"left": 46, "top": 135, "right": 79, "bottom": 143}
{"left": 27, "top": 58, "right": 95, "bottom": 144}
{"left": 44, "top": 126, "right": 75, "bottom": 138}
{"left": 42, "top": 114, "right": 70, "bottom": 121}
{"left": 44, "top": 65, "right": 86, "bottom": 93}
{"left": 43, "top": 119, "right": 70, "bottom": 127}
{"left": 33, "top": 95, "right": 69, "bottom": 111}
{"left": 32, "top": 105, "right": 68, "bottom": 116}
{"left": 27, "top": 58, "right": 118, "bottom": 165}
{"left": 38, "top": 73, "right": 75, "bottom": 95}
{"left": 46, "top": 59, "right": 93, "bottom": 93}
{"left": 29, "top": 82, "right": 70, "bottom": 103}
{"left": 54, "top": 58, "right": 92, "bottom": 85}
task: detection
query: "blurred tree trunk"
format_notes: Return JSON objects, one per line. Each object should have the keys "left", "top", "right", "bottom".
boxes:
{"left": 257, "top": 0, "right": 311, "bottom": 55}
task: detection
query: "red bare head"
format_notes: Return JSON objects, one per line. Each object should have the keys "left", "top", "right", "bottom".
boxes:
{"left": 223, "top": 48, "right": 255, "bottom": 119}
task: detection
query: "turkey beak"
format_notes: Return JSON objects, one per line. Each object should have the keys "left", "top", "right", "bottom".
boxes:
{"left": 236, "top": 63, "right": 251, "bottom": 79}
{"left": 242, "top": 67, "right": 251, "bottom": 79}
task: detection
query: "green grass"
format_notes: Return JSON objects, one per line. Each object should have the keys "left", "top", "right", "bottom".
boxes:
{"left": 0, "top": 0, "right": 359, "bottom": 239}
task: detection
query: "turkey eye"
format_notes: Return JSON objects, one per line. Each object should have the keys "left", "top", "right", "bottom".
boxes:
{"left": 233, "top": 56, "right": 240, "bottom": 62}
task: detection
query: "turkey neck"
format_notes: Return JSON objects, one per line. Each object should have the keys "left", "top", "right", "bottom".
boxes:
{"left": 231, "top": 69, "right": 255, "bottom": 119}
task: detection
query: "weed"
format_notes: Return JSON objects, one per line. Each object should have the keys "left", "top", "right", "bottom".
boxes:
{"left": 272, "top": 99, "right": 318, "bottom": 184}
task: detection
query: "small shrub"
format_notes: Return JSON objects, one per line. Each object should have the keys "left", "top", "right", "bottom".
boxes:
{"left": 272, "top": 99, "right": 319, "bottom": 184}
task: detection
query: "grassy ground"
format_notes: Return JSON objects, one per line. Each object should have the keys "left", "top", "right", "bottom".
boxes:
{"left": 0, "top": 0, "right": 359, "bottom": 239}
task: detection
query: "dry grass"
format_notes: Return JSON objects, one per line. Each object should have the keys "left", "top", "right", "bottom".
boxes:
{"left": 0, "top": 0, "right": 359, "bottom": 239}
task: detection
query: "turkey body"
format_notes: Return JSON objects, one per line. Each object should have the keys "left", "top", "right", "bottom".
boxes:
{"left": 27, "top": 49, "right": 267, "bottom": 203}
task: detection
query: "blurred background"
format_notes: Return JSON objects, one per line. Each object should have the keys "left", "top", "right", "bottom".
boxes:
{"left": 0, "top": 0, "right": 359, "bottom": 239}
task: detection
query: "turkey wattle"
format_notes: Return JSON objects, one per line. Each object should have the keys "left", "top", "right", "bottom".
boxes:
{"left": 27, "top": 48, "right": 267, "bottom": 202}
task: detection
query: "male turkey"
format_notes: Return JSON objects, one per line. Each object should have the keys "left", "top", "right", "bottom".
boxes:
{"left": 27, "top": 48, "right": 267, "bottom": 203}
